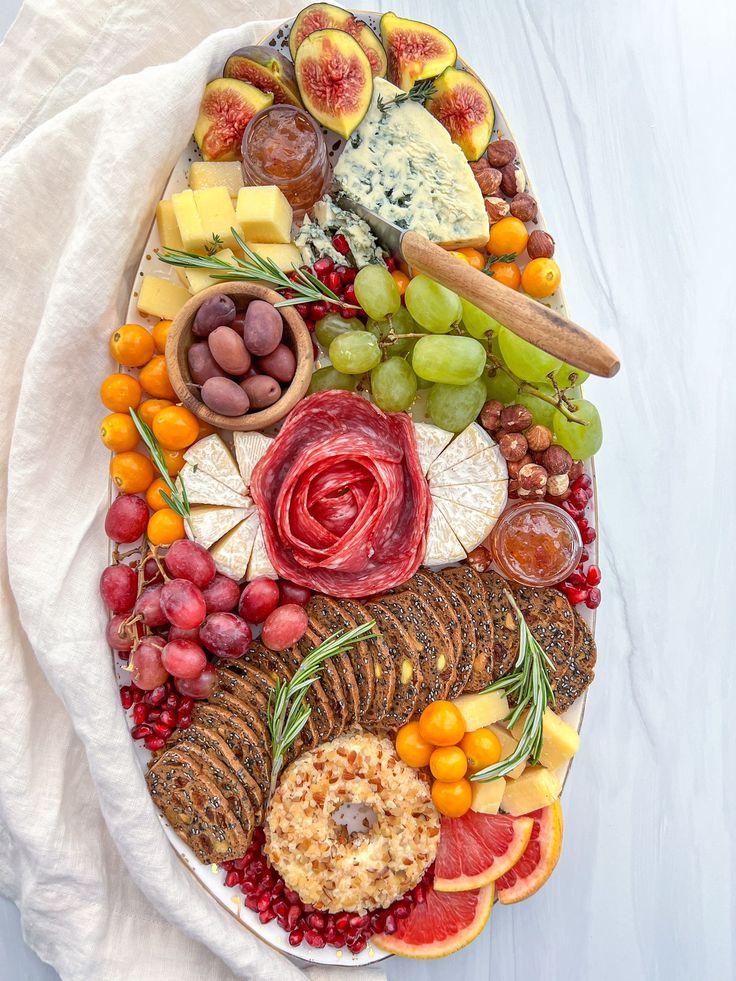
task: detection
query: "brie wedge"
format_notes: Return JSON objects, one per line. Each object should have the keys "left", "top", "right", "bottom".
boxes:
{"left": 178, "top": 464, "right": 252, "bottom": 508}
{"left": 246, "top": 523, "right": 277, "bottom": 580}
{"left": 210, "top": 512, "right": 260, "bottom": 580}
{"left": 413, "top": 422, "right": 454, "bottom": 476}
{"left": 232, "top": 431, "right": 272, "bottom": 488}
{"left": 185, "top": 505, "right": 251, "bottom": 549}
{"left": 424, "top": 506, "right": 467, "bottom": 566}
{"left": 183, "top": 435, "right": 247, "bottom": 495}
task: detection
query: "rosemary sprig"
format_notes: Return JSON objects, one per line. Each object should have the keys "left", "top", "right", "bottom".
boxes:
{"left": 485, "top": 252, "right": 518, "bottom": 271}
{"left": 267, "top": 621, "right": 377, "bottom": 795}
{"left": 377, "top": 77, "right": 437, "bottom": 114}
{"left": 158, "top": 226, "right": 359, "bottom": 310}
{"left": 471, "top": 592, "right": 554, "bottom": 782}
{"left": 205, "top": 233, "right": 224, "bottom": 256}
{"left": 130, "top": 409, "right": 191, "bottom": 524}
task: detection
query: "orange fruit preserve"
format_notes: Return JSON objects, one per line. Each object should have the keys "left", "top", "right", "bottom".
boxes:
{"left": 490, "top": 502, "right": 583, "bottom": 587}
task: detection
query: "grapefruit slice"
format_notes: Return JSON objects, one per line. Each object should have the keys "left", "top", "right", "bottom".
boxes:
{"left": 373, "top": 884, "right": 493, "bottom": 959}
{"left": 434, "top": 809, "right": 533, "bottom": 892}
{"left": 496, "top": 800, "right": 564, "bottom": 904}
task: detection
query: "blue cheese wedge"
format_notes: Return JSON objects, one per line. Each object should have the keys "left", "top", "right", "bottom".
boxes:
{"left": 177, "top": 463, "right": 251, "bottom": 508}
{"left": 185, "top": 505, "right": 251, "bottom": 549}
{"left": 333, "top": 77, "right": 489, "bottom": 248}
{"left": 210, "top": 512, "right": 260, "bottom": 580}
{"left": 232, "top": 431, "right": 272, "bottom": 489}
{"left": 306, "top": 197, "right": 385, "bottom": 268}
{"left": 183, "top": 435, "right": 247, "bottom": 496}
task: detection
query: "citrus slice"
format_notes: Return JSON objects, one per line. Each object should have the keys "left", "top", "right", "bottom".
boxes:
{"left": 373, "top": 884, "right": 493, "bottom": 959}
{"left": 434, "top": 809, "right": 533, "bottom": 892}
{"left": 496, "top": 800, "right": 564, "bottom": 904}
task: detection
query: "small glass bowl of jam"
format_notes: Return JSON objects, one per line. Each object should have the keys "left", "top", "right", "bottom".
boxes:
{"left": 489, "top": 501, "right": 583, "bottom": 587}
{"left": 241, "top": 105, "right": 331, "bottom": 219}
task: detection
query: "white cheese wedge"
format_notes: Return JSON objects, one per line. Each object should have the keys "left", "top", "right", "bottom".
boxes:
{"left": 246, "top": 522, "right": 277, "bottom": 581}
{"left": 424, "top": 505, "right": 466, "bottom": 565}
{"left": 178, "top": 464, "right": 251, "bottom": 508}
{"left": 431, "top": 480, "right": 508, "bottom": 518}
{"left": 426, "top": 423, "right": 494, "bottom": 480}
{"left": 429, "top": 446, "right": 507, "bottom": 489}
{"left": 210, "top": 512, "right": 260, "bottom": 581}
{"left": 413, "top": 422, "right": 454, "bottom": 476}
{"left": 183, "top": 435, "right": 247, "bottom": 496}
{"left": 433, "top": 497, "right": 496, "bottom": 553}
{"left": 232, "top": 431, "right": 273, "bottom": 489}
{"left": 334, "top": 78, "right": 489, "bottom": 248}
{"left": 185, "top": 505, "right": 251, "bottom": 549}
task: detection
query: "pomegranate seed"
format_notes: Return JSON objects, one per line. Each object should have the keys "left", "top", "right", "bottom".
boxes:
{"left": 392, "top": 903, "right": 411, "bottom": 919}
{"left": 277, "top": 915, "right": 289, "bottom": 931}
{"left": 119, "top": 686, "right": 133, "bottom": 710}
{"left": 307, "top": 912, "right": 326, "bottom": 930}
{"left": 343, "top": 283, "right": 358, "bottom": 306}
{"left": 178, "top": 696, "right": 193, "bottom": 713}
{"left": 313, "top": 257, "right": 334, "bottom": 277}
{"left": 272, "top": 899, "right": 288, "bottom": 918}
{"left": 295, "top": 303, "right": 310, "bottom": 318}
{"left": 383, "top": 914, "right": 397, "bottom": 935}
{"left": 336, "top": 912, "right": 350, "bottom": 931}
{"left": 349, "top": 936, "right": 367, "bottom": 953}
{"left": 131, "top": 724, "right": 152, "bottom": 740}
{"left": 326, "top": 271, "right": 342, "bottom": 293}
{"left": 348, "top": 914, "right": 369, "bottom": 930}
{"left": 148, "top": 685, "right": 168, "bottom": 706}
{"left": 256, "top": 894, "right": 270, "bottom": 913}
{"left": 342, "top": 267, "right": 357, "bottom": 283}
{"left": 576, "top": 517, "right": 589, "bottom": 531}
{"left": 580, "top": 548, "right": 590, "bottom": 563}
{"left": 335, "top": 264, "right": 349, "bottom": 278}
{"left": 413, "top": 884, "right": 426, "bottom": 903}
{"left": 305, "top": 929, "right": 326, "bottom": 949}
{"left": 159, "top": 708, "right": 176, "bottom": 727}
{"left": 566, "top": 587, "right": 588, "bottom": 605}
{"left": 144, "top": 735, "right": 166, "bottom": 751}
{"left": 332, "top": 234, "right": 350, "bottom": 256}
{"left": 586, "top": 587, "right": 602, "bottom": 609}
{"left": 244, "top": 895, "right": 259, "bottom": 911}
{"left": 283, "top": 288, "right": 297, "bottom": 300}
{"left": 284, "top": 889, "right": 301, "bottom": 905}
{"left": 581, "top": 526, "right": 597, "bottom": 545}
{"left": 326, "top": 302, "right": 341, "bottom": 314}
{"left": 561, "top": 499, "right": 581, "bottom": 518}
{"left": 259, "top": 909, "right": 277, "bottom": 924}
{"left": 242, "top": 878, "right": 257, "bottom": 894}
{"left": 329, "top": 937, "right": 346, "bottom": 949}
{"left": 131, "top": 687, "right": 143, "bottom": 703}
{"left": 225, "top": 871, "right": 240, "bottom": 888}
{"left": 177, "top": 715, "right": 192, "bottom": 730}
{"left": 147, "top": 709, "right": 161, "bottom": 722}
{"left": 305, "top": 318, "right": 316, "bottom": 333}
{"left": 566, "top": 572, "right": 586, "bottom": 588}
{"left": 310, "top": 301, "right": 328, "bottom": 321}
{"left": 572, "top": 474, "right": 592, "bottom": 491}
{"left": 586, "top": 564, "right": 602, "bottom": 586}
{"left": 152, "top": 722, "right": 172, "bottom": 738}
{"left": 132, "top": 703, "right": 148, "bottom": 725}
{"left": 288, "top": 929, "right": 304, "bottom": 947}
{"left": 233, "top": 857, "right": 248, "bottom": 871}
{"left": 287, "top": 905, "right": 302, "bottom": 930}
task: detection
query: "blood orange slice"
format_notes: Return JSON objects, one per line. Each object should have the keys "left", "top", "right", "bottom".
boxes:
{"left": 433, "top": 809, "right": 534, "bottom": 892}
{"left": 373, "top": 884, "right": 493, "bottom": 959}
{"left": 496, "top": 800, "right": 564, "bottom": 904}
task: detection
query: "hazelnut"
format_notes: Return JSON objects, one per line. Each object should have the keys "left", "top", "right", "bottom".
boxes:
{"left": 527, "top": 230, "right": 555, "bottom": 259}
{"left": 506, "top": 453, "right": 533, "bottom": 479}
{"left": 467, "top": 545, "right": 492, "bottom": 573}
{"left": 498, "top": 432, "right": 528, "bottom": 462}
{"left": 486, "top": 139, "right": 516, "bottom": 168}
{"left": 531, "top": 450, "right": 547, "bottom": 466}
{"left": 480, "top": 399, "right": 504, "bottom": 432}
{"left": 499, "top": 404, "right": 533, "bottom": 433}
{"left": 546, "top": 473, "right": 570, "bottom": 497}
{"left": 542, "top": 444, "right": 573, "bottom": 475}
{"left": 484, "top": 196, "right": 510, "bottom": 223}
{"left": 568, "top": 460, "right": 585, "bottom": 482}
{"left": 510, "top": 193, "right": 538, "bottom": 223}
{"left": 525, "top": 424, "right": 553, "bottom": 451}
{"left": 508, "top": 479, "right": 519, "bottom": 498}
{"left": 519, "top": 485, "right": 546, "bottom": 501}
{"left": 518, "top": 463, "right": 548, "bottom": 493}
{"left": 470, "top": 160, "right": 502, "bottom": 196}
{"left": 500, "top": 162, "right": 526, "bottom": 197}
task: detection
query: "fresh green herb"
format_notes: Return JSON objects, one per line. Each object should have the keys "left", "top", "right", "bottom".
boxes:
{"left": 471, "top": 591, "right": 554, "bottom": 782}
{"left": 485, "top": 252, "right": 518, "bottom": 272}
{"left": 205, "top": 233, "right": 224, "bottom": 256}
{"left": 130, "top": 409, "right": 191, "bottom": 525}
{"left": 267, "top": 621, "right": 377, "bottom": 794}
{"left": 377, "top": 77, "right": 437, "bottom": 114}
{"left": 158, "top": 226, "right": 359, "bottom": 310}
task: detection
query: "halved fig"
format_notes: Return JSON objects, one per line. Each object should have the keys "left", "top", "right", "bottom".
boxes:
{"left": 223, "top": 46, "right": 303, "bottom": 107}
{"left": 289, "top": 3, "right": 387, "bottom": 78}
{"left": 426, "top": 66, "right": 495, "bottom": 161}
{"left": 294, "top": 29, "right": 373, "bottom": 140}
{"left": 380, "top": 11, "right": 457, "bottom": 92}
{"left": 194, "top": 78, "right": 273, "bottom": 161}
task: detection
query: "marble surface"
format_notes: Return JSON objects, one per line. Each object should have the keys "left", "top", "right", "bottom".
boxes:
{"left": 2, "top": 0, "right": 735, "bottom": 979}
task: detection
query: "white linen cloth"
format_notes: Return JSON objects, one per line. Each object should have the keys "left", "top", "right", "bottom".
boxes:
{"left": 0, "top": 2, "right": 387, "bottom": 979}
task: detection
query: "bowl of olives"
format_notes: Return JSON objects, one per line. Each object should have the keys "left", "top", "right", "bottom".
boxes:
{"left": 166, "top": 283, "right": 313, "bottom": 431}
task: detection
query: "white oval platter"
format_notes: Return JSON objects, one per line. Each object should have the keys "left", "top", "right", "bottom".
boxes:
{"left": 114, "top": 9, "right": 598, "bottom": 967}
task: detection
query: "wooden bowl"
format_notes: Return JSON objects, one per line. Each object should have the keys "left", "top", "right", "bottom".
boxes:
{"left": 166, "top": 282, "right": 313, "bottom": 432}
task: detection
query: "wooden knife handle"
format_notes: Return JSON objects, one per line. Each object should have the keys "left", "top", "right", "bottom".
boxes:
{"left": 401, "top": 231, "right": 620, "bottom": 379}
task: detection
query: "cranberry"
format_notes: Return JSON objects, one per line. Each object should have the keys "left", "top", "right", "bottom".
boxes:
{"left": 313, "top": 256, "right": 334, "bottom": 277}
{"left": 586, "top": 587, "right": 602, "bottom": 609}
{"left": 586, "top": 564, "right": 602, "bottom": 586}
{"left": 332, "top": 234, "right": 350, "bottom": 256}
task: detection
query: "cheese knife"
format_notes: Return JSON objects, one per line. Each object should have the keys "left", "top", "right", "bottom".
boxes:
{"left": 334, "top": 193, "right": 620, "bottom": 379}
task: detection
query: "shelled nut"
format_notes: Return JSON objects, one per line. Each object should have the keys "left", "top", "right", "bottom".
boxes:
{"left": 500, "top": 404, "right": 533, "bottom": 433}
{"left": 498, "top": 432, "right": 528, "bottom": 462}
{"left": 484, "top": 196, "right": 510, "bottom": 223}
{"left": 486, "top": 139, "right": 516, "bottom": 168}
{"left": 510, "top": 193, "right": 538, "bottom": 222}
{"left": 527, "top": 230, "right": 555, "bottom": 259}
{"left": 542, "top": 444, "right": 573, "bottom": 475}
{"left": 525, "top": 424, "right": 553, "bottom": 451}
{"left": 500, "top": 162, "right": 526, "bottom": 197}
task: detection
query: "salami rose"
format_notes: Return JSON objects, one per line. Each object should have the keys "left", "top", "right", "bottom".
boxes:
{"left": 250, "top": 391, "right": 432, "bottom": 597}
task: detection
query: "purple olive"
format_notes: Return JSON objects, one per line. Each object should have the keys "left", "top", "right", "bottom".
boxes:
{"left": 192, "top": 294, "right": 236, "bottom": 337}
{"left": 243, "top": 300, "right": 283, "bottom": 356}
{"left": 240, "top": 374, "right": 281, "bottom": 409}
{"left": 257, "top": 344, "right": 296, "bottom": 383}
{"left": 188, "top": 342, "right": 227, "bottom": 385}
{"left": 201, "top": 377, "right": 249, "bottom": 416}
{"left": 208, "top": 326, "right": 251, "bottom": 375}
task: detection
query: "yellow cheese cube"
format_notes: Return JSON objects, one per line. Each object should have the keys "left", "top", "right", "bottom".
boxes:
{"left": 138, "top": 276, "right": 191, "bottom": 320}
{"left": 185, "top": 249, "right": 238, "bottom": 294}
{"left": 194, "top": 187, "right": 239, "bottom": 250}
{"left": 489, "top": 724, "right": 527, "bottom": 779}
{"left": 190, "top": 161, "right": 244, "bottom": 198}
{"left": 244, "top": 242, "right": 302, "bottom": 272}
{"left": 501, "top": 766, "right": 561, "bottom": 816}
{"left": 452, "top": 690, "right": 509, "bottom": 731}
{"left": 172, "top": 189, "right": 206, "bottom": 251}
{"left": 236, "top": 185, "right": 293, "bottom": 244}
{"left": 155, "top": 200, "right": 190, "bottom": 287}
{"left": 510, "top": 708, "right": 580, "bottom": 771}
{"left": 470, "top": 777, "right": 506, "bottom": 815}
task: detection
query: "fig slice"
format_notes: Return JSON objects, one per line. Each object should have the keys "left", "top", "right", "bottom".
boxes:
{"left": 223, "top": 46, "right": 303, "bottom": 107}
{"left": 194, "top": 78, "right": 273, "bottom": 161}
{"left": 426, "top": 66, "right": 495, "bottom": 161}
{"left": 380, "top": 11, "right": 457, "bottom": 92}
{"left": 289, "top": 2, "right": 387, "bottom": 78}
{"left": 294, "top": 29, "right": 373, "bottom": 140}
